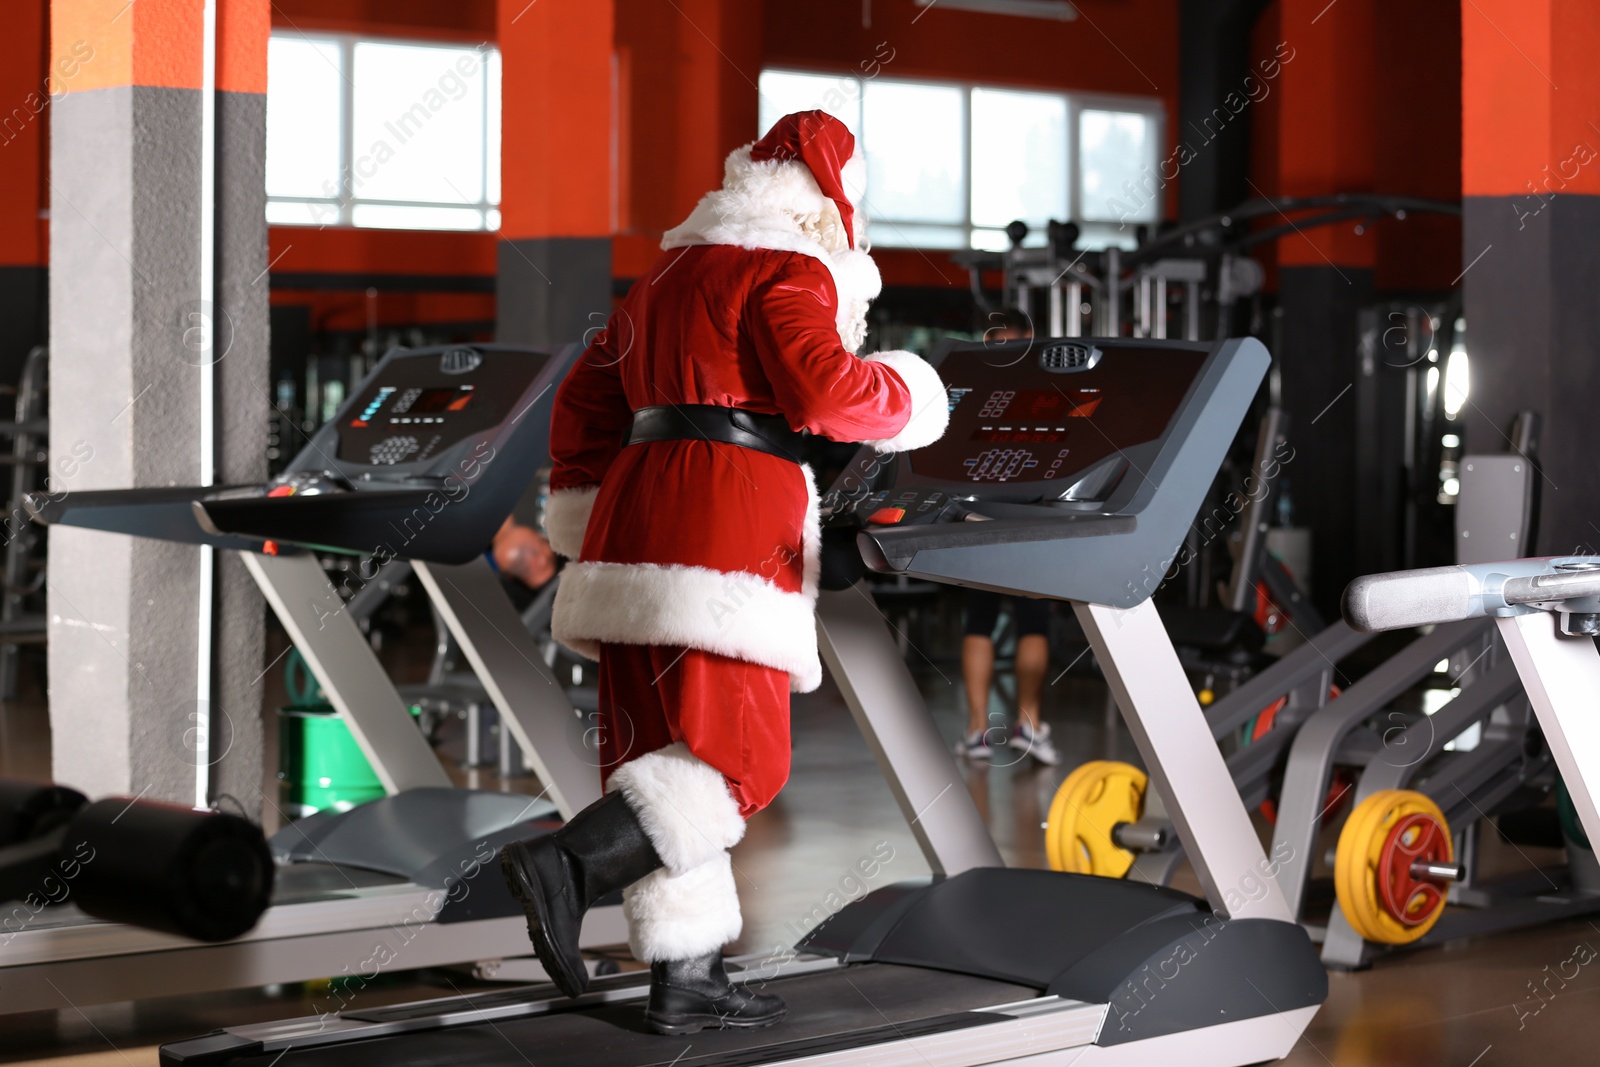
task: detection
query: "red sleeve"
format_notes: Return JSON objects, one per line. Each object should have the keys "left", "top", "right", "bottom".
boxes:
{"left": 745, "top": 256, "right": 917, "bottom": 443}
{"left": 549, "top": 313, "right": 631, "bottom": 492}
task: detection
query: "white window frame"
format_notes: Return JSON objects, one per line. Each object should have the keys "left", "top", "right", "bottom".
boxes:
{"left": 759, "top": 68, "right": 1165, "bottom": 249}
{"left": 266, "top": 30, "right": 501, "bottom": 231}
{"left": 1070, "top": 91, "right": 1166, "bottom": 227}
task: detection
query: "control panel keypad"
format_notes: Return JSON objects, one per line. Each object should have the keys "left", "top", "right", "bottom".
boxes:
{"left": 369, "top": 435, "right": 420, "bottom": 466}
{"left": 963, "top": 448, "right": 1041, "bottom": 482}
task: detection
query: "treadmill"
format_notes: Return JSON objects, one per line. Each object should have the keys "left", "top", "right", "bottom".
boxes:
{"left": 7, "top": 344, "right": 624, "bottom": 1013}
{"left": 160, "top": 335, "right": 1326, "bottom": 1067}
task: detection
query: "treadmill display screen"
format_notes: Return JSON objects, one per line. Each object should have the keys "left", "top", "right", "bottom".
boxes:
{"left": 909, "top": 343, "right": 1207, "bottom": 490}
{"left": 973, "top": 428, "right": 1069, "bottom": 444}
{"left": 974, "top": 388, "right": 1100, "bottom": 422}
{"left": 401, "top": 387, "right": 476, "bottom": 414}
{"left": 335, "top": 348, "right": 548, "bottom": 466}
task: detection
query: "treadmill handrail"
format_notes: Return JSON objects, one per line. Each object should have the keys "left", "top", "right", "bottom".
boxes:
{"left": 859, "top": 513, "right": 1136, "bottom": 574}
{"left": 25, "top": 485, "right": 268, "bottom": 552}
{"left": 196, "top": 487, "right": 497, "bottom": 565}
{"left": 1343, "top": 555, "right": 1600, "bottom": 631}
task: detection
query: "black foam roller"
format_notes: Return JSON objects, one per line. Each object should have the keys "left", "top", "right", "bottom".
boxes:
{"left": 0, "top": 779, "right": 87, "bottom": 848}
{"left": 65, "top": 798, "right": 274, "bottom": 942}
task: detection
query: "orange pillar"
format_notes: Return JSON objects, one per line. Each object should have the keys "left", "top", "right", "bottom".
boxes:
{"left": 1461, "top": 1, "right": 1600, "bottom": 554}
{"left": 1263, "top": 0, "right": 1383, "bottom": 610}
{"left": 0, "top": 1, "right": 49, "bottom": 383}
{"left": 613, "top": 0, "right": 761, "bottom": 278}
{"left": 48, "top": 0, "right": 270, "bottom": 807}
{"left": 1274, "top": 0, "right": 1375, "bottom": 271}
{"left": 496, "top": 0, "right": 615, "bottom": 344}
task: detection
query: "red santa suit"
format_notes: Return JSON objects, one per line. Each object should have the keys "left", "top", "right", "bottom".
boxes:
{"left": 541, "top": 112, "right": 948, "bottom": 963}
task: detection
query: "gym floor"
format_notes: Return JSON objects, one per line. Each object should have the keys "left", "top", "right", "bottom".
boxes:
{"left": 1, "top": 629, "right": 1596, "bottom": 1067}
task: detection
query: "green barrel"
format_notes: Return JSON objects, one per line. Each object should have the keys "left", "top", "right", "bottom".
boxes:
{"left": 277, "top": 648, "right": 387, "bottom": 818}
{"left": 1556, "top": 777, "right": 1592, "bottom": 853}
{"left": 277, "top": 706, "right": 387, "bottom": 818}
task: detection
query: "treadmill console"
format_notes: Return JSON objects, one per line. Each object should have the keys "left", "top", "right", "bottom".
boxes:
{"left": 825, "top": 338, "right": 1211, "bottom": 528}
{"left": 286, "top": 345, "right": 557, "bottom": 484}
{"left": 26, "top": 342, "right": 582, "bottom": 565}
{"left": 922, "top": 341, "right": 1204, "bottom": 494}
{"left": 828, "top": 336, "right": 1269, "bottom": 606}
{"left": 194, "top": 343, "right": 579, "bottom": 563}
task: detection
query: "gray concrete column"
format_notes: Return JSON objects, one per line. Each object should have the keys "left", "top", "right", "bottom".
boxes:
{"left": 496, "top": 237, "right": 613, "bottom": 346}
{"left": 48, "top": 77, "right": 267, "bottom": 811}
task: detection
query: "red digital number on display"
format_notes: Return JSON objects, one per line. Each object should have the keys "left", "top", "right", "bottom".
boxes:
{"left": 974, "top": 429, "right": 1067, "bottom": 443}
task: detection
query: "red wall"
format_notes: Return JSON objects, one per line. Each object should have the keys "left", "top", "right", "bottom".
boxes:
{"left": 272, "top": 0, "right": 1185, "bottom": 304}
{"left": 0, "top": 0, "right": 48, "bottom": 269}
{"left": 615, "top": 0, "right": 763, "bottom": 276}
{"left": 1372, "top": 0, "right": 1460, "bottom": 291}
{"left": 15, "top": 0, "right": 1457, "bottom": 335}
{"left": 269, "top": 0, "right": 493, "bottom": 42}
{"left": 1249, "top": 0, "right": 1460, "bottom": 291}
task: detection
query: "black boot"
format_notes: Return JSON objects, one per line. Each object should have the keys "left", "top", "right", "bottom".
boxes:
{"left": 645, "top": 952, "right": 788, "bottom": 1035}
{"left": 500, "top": 791, "right": 662, "bottom": 998}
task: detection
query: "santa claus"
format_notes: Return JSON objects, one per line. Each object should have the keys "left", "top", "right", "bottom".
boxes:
{"left": 499, "top": 110, "right": 949, "bottom": 1035}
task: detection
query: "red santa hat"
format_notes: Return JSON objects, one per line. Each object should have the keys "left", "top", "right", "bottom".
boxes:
{"left": 662, "top": 110, "right": 878, "bottom": 351}
{"left": 748, "top": 111, "right": 861, "bottom": 250}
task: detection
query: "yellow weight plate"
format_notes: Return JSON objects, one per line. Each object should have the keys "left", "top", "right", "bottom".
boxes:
{"left": 1046, "top": 760, "right": 1147, "bottom": 877}
{"left": 1334, "top": 789, "right": 1452, "bottom": 945}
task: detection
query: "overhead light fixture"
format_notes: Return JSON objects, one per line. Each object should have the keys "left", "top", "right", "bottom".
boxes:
{"left": 913, "top": 0, "right": 1078, "bottom": 21}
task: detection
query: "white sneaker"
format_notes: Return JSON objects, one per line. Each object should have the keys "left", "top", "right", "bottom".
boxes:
{"left": 1014, "top": 722, "right": 1060, "bottom": 766}
{"left": 953, "top": 729, "right": 992, "bottom": 759}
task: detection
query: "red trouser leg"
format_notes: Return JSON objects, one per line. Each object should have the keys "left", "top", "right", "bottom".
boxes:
{"left": 597, "top": 643, "right": 792, "bottom": 817}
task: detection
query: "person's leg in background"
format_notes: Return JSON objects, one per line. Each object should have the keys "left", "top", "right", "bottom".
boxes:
{"left": 1010, "top": 598, "right": 1059, "bottom": 765}
{"left": 958, "top": 589, "right": 1004, "bottom": 757}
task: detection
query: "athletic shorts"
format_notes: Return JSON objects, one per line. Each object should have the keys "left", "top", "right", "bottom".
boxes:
{"left": 963, "top": 588, "right": 1051, "bottom": 639}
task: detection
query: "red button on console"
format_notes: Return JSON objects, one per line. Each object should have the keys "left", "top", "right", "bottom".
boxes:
{"left": 868, "top": 507, "right": 906, "bottom": 525}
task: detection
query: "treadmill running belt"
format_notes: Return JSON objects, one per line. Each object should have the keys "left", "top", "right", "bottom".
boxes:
{"left": 222, "top": 965, "right": 1033, "bottom": 1067}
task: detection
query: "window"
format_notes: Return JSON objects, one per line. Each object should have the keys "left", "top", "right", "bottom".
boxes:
{"left": 266, "top": 33, "right": 501, "bottom": 231}
{"left": 971, "top": 88, "right": 1068, "bottom": 249}
{"left": 862, "top": 82, "right": 967, "bottom": 249}
{"left": 1079, "top": 109, "right": 1157, "bottom": 222}
{"left": 758, "top": 70, "right": 1161, "bottom": 250}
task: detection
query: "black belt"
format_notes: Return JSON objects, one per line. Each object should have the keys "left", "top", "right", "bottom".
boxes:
{"left": 625, "top": 405, "right": 805, "bottom": 463}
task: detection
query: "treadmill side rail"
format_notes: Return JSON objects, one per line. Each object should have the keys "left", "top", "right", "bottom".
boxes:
{"left": 815, "top": 586, "right": 1004, "bottom": 875}
{"left": 412, "top": 558, "right": 600, "bottom": 818}
{"left": 1076, "top": 599, "right": 1294, "bottom": 924}
{"left": 244, "top": 551, "right": 451, "bottom": 793}
{"left": 1498, "top": 610, "right": 1600, "bottom": 859}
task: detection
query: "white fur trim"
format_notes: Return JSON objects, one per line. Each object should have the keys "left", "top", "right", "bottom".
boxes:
{"left": 623, "top": 852, "right": 741, "bottom": 962}
{"left": 841, "top": 149, "right": 867, "bottom": 209}
{"left": 799, "top": 463, "right": 822, "bottom": 601}
{"left": 551, "top": 553, "right": 826, "bottom": 693}
{"left": 829, "top": 249, "right": 881, "bottom": 354}
{"left": 607, "top": 742, "right": 745, "bottom": 873}
{"left": 543, "top": 486, "right": 599, "bottom": 560}
{"left": 861, "top": 351, "right": 951, "bottom": 453}
{"left": 549, "top": 470, "right": 824, "bottom": 693}
{"left": 663, "top": 145, "right": 881, "bottom": 353}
